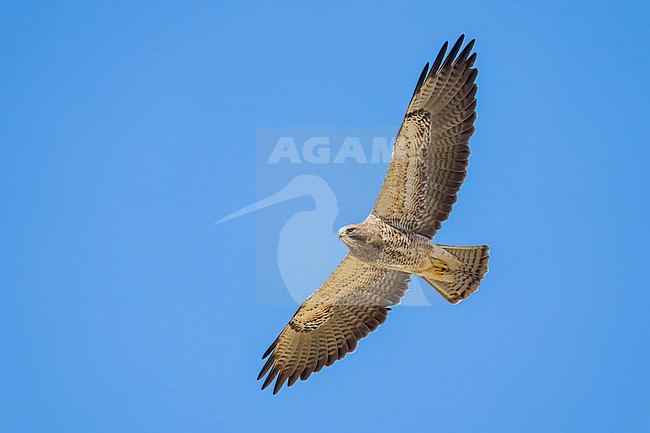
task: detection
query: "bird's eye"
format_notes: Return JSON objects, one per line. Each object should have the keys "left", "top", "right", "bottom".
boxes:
{"left": 346, "top": 227, "right": 355, "bottom": 234}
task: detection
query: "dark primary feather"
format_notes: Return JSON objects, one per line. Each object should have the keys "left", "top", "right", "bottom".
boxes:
{"left": 428, "top": 40, "right": 448, "bottom": 79}
{"left": 412, "top": 62, "right": 430, "bottom": 97}
{"left": 441, "top": 34, "right": 465, "bottom": 70}
{"left": 454, "top": 38, "right": 475, "bottom": 66}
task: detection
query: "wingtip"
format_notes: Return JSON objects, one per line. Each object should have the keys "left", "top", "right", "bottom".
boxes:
{"left": 287, "top": 371, "right": 301, "bottom": 387}
{"left": 412, "top": 61, "right": 430, "bottom": 96}
{"left": 429, "top": 40, "right": 449, "bottom": 76}
{"left": 273, "top": 373, "right": 288, "bottom": 394}
{"left": 261, "top": 368, "right": 277, "bottom": 390}
{"left": 262, "top": 337, "right": 279, "bottom": 359}
{"left": 455, "top": 38, "right": 477, "bottom": 66}
{"left": 258, "top": 354, "right": 275, "bottom": 380}
{"left": 442, "top": 35, "right": 465, "bottom": 69}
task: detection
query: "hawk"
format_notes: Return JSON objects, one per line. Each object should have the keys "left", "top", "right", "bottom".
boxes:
{"left": 258, "top": 35, "right": 489, "bottom": 394}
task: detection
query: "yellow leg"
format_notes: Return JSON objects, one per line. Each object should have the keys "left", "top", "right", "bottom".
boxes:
{"left": 429, "top": 260, "right": 449, "bottom": 276}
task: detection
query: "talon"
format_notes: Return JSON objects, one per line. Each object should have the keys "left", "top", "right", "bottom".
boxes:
{"left": 431, "top": 261, "right": 449, "bottom": 275}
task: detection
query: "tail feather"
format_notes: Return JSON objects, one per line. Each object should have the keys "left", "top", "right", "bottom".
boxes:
{"left": 420, "top": 244, "right": 489, "bottom": 304}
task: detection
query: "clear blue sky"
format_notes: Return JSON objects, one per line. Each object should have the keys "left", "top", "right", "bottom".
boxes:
{"left": 1, "top": 1, "right": 649, "bottom": 432}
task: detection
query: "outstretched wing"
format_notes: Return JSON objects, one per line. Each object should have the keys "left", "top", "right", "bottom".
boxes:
{"left": 258, "top": 255, "right": 411, "bottom": 394}
{"left": 372, "top": 35, "right": 478, "bottom": 239}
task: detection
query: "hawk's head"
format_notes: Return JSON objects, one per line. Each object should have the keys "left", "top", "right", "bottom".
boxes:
{"left": 338, "top": 221, "right": 382, "bottom": 261}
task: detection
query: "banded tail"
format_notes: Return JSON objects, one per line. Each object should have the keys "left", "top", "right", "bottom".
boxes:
{"left": 419, "top": 244, "right": 489, "bottom": 304}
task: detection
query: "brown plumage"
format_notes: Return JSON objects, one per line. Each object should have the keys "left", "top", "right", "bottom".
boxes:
{"left": 259, "top": 35, "right": 489, "bottom": 394}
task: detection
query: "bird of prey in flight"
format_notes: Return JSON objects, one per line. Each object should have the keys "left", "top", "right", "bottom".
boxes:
{"left": 258, "top": 35, "right": 489, "bottom": 394}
